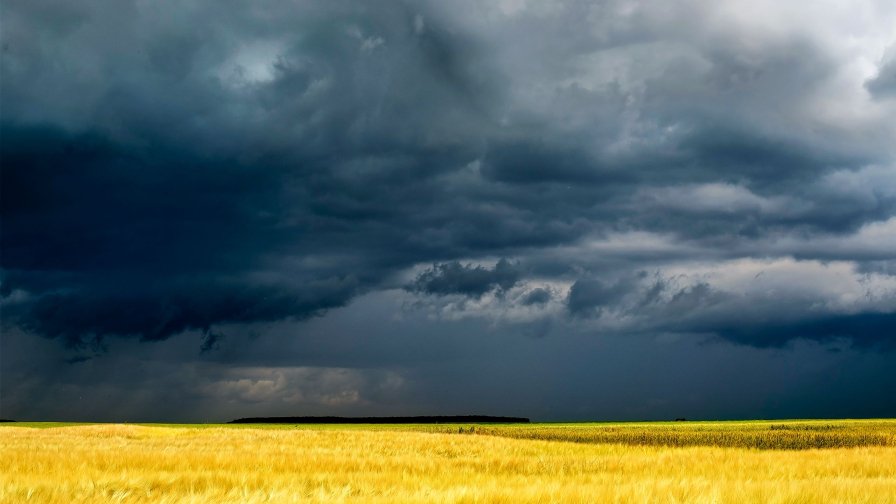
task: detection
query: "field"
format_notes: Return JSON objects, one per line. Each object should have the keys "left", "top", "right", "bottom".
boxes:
{"left": 2, "top": 420, "right": 896, "bottom": 503}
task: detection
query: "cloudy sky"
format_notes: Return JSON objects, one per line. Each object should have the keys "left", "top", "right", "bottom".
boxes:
{"left": 2, "top": 0, "right": 895, "bottom": 422}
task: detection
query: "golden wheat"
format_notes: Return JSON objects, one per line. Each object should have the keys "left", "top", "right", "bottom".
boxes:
{"left": 427, "top": 419, "right": 896, "bottom": 449}
{"left": 2, "top": 422, "right": 896, "bottom": 503}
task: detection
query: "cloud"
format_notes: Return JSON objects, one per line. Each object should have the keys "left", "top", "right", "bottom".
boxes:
{"left": 566, "top": 277, "right": 636, "bottom": 316}
{"left": 866, "top": 46, "right": 896, "bottom": 99}
{"left": 559, "top": 258, "right": 896, "bottom": 347}
{"left": 705, "top": 312, "right": 896, "bottom": 349}
{"left": 410, "top": 259, "right": 522, "bottom": 298}
{"left": 2, "top": 274, "right": 359, "bottom": 347}
{"left": 193, "top": 366, "right": 404, "bottom": 408}
{"left": 1, "top": 0, "right": 895, "bottom": 357}
{"left": 521, "top": 287, "right": 552, "bottom": 306}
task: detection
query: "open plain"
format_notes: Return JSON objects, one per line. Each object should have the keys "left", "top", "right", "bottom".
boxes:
{"left": 2, "top": 420, "right": 896, "bottom": 503}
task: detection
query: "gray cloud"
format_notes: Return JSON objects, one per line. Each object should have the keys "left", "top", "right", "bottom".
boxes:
{"left": 567, "top": 277, "right": 637, "bottom": 316}
{"left": 521, "top": 287, "right": 552, "bottom": 306}
{"left": 411, "top": 259, "right": 522, "bottom": 298}
{"left": 867, "top": 46, "right": 896, "bottom": 99}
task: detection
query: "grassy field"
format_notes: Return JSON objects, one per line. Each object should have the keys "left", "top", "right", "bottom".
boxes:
{"left": 2, "top": 420, "right": 896, "bottom": 503}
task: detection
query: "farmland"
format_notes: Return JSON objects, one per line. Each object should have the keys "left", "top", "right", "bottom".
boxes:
{"left": 2, "top": 420, "right": 896, "bottom": 503}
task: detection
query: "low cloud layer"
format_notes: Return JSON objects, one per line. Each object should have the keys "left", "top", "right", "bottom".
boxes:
{"left": 1, "top": 0, "right": 894, "bottom": 420}
{"left": 411, "top": 259, "right": 522, "bottom": 298}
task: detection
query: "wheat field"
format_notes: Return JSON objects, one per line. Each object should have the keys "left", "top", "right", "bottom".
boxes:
{"left": 2, "top": 420, "right": 896, "bottom": 503}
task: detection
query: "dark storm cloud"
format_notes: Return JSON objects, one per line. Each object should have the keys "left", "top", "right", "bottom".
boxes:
{"left": 566, "top": 277, "right": 636, "bottom": 316}
{"left": 411, "top": 259, "right": 521, "bottom": 298}
{"left": 0, "top": 0, "right": 503, "bottom": 345}
{"left": 521, "top": 287, "right": 552, "bottom": 306}
{"left": 1, "top": 0, "right": 895, "bottom": 362}
{"left": 0, "top": 123, "right": 362, "bottom": 345}
{"left": 482, "top": 140, "right": 624, "bottom": 185}
{"left": 707, "top": 313, "right": 896, "bottom": 350}
{"left": 6, "top": 274, "right": 359, "bottom": 346}
{"left": 560, "top": 271, "right": 896, "bottom": 348}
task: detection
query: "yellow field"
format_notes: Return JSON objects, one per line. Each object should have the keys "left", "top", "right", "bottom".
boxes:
{"left": 2, "top": 421, "right": 896, "bottom": 503}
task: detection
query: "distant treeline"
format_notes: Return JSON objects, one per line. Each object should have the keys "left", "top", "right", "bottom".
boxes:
{"left": 229, "top": 415, "right": 530, "bottom": 424}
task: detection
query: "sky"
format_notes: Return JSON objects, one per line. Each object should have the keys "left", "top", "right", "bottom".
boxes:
{"left": 1, "top": 0, "right": 895, "bottom": 422}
